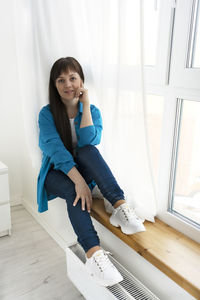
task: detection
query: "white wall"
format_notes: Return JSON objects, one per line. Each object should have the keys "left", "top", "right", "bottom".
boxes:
{"left": 0, "top": 0, "right": 80, "bottom": 248}
{"left": 0, "top": 1, "right": 43, "bottom": 211}
{"left": 0, "top": 1, "right": 25, "bottom": 206}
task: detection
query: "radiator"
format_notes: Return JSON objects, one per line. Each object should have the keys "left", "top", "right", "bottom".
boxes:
{"left": 66, "top": 243, "right": 160, "bottom": 300}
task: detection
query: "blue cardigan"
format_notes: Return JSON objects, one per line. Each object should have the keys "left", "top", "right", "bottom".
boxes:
{"left": 37, "top": 101, "right": 103, "bottom": 213}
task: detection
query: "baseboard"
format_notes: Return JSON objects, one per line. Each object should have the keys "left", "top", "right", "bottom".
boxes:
{"left": 10, "top": 196, "right": 22, "bottom": 206}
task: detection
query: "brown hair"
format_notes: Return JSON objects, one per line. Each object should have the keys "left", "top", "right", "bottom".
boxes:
{"left": 49, "top": 57, "right": 84, "bottom": 156}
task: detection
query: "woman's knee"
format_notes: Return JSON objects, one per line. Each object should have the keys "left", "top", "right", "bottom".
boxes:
{"left": 76, "top": 145, "right": 99, "bottom": 159}
{"left": 45, "top": 169, "right": 76, "bottom": 201}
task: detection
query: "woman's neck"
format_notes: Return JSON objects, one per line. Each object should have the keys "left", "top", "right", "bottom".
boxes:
{"left": 65, "top": 99, "right": 79, "bottom": 118}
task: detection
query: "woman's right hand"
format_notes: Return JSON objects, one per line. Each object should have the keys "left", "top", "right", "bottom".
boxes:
{"left": 73, "top": 180, "right": 93, "bottom": 213}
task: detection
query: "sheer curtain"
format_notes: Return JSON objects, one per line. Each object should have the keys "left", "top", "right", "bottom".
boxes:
{"left": 13, "top": 0, "right": 156, "bottom": 221}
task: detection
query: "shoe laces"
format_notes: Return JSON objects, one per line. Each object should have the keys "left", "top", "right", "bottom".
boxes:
{"left": 118, "top": 204, "right": 140, "bottom": 222}
{"left": 93, "top": 250, "right": 114, "bottom": 272}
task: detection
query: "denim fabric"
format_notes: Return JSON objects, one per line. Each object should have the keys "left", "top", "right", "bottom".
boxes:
{"left": 44, "top": 145, "right": 125, "bottom": 252}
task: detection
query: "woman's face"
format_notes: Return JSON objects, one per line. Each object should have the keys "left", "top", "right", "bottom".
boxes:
{"left": 55, "top": 69, "right": 83, "bottom": 103}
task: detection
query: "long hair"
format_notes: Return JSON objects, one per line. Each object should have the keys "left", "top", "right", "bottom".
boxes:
{"left": 49, "top": 57, "right": 85, "bottom": 156}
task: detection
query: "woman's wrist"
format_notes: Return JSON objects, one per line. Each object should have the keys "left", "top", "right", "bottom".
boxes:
{"left": 80, "top": 101, "right": 93, "bottom": 128}
{"left": 82, "top": 101, "right": 90, "bottom": 107}
{"left": 67, "top": 166, "right": 85, "bottom": 184}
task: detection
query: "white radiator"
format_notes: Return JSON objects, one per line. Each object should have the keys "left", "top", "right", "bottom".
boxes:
{"left": 66, "top": 243, "right": 160, "bottom": 300}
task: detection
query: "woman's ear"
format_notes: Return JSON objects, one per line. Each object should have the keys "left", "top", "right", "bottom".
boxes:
{"left": 80, "top": 80, "right": 84, "bottom": 88}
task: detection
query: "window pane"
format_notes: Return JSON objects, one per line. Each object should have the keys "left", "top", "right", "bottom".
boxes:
{"left": 171, "top": 100, "right": 200, "bottom": 226}
{"left": 193, "top": 1, "right": 200, "bottom": 67}
{"left": 143, "top": 0, "right": 160, "bottom": 66}
{"left": 187, "top": 0, "right": 200, "bottom": 68}
{"left": 146, "top": 94, "right": 164, "bottom": 183}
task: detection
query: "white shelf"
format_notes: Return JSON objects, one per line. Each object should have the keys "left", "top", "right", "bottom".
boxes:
{"left": 0, "top": 161, "right": 8, "bottom": 174}
{"left": 0, "top": 161, "right": 11, "bottom": 237}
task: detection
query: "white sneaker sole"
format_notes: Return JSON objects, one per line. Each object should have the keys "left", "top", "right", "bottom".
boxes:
{"left": 110, "top": 217, "right": 146, "bottom": 235}
{"left": 85, "top": 265, "right": 123, "bottom": 287}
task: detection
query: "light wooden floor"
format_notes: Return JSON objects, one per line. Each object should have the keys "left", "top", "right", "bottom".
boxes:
{"left": 0, "top": 205, "right": 85, "bottom": 300}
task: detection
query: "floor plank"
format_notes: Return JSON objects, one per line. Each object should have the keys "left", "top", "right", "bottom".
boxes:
{"left": 0, "top": 205, "right": 85, "bottom": 300}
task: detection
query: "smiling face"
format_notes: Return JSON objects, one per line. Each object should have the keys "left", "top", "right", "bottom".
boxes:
{"left": 55, "top": 69, "right": 83, "bottom": 105}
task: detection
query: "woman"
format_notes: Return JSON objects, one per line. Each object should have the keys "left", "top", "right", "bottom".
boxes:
{"left": 37, "top": 57, "right": 145, "bottom": 287}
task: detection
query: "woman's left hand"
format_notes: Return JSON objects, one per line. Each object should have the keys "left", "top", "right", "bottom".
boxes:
{"left": 75, "top": 85, "right": 89, "bottom": 105}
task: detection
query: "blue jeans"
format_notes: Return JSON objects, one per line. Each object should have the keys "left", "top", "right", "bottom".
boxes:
{"left": 44, "top": 145, "right": 125, "bottom": 253}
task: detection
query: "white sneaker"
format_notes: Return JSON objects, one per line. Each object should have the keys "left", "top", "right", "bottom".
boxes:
{"left": 85, "top": 249, "right": 123, "bottom": 287}
{"left": 110, "top": 203, "right": 146, "bottom": 235}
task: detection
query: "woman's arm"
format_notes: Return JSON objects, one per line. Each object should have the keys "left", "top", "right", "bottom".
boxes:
{"left": 75, "top": 85, "right": 103, "bottom": 146}
{"left": 68, "top": 166, "right": 93, "bottom": 213}
{"left": 38, "top": 106, "right": 76, "bottom": 175}
{"left": 39, "top": 106, "right": 92, "bottom": 212}
{"left": 67, "top": 166, "right": 85, "bottom": 184}
{"left": 78, "top": 105, "right": 103, "bottom": 147}
{"left": 80, "top": 102, "right": 93, "bottom": 128}
{"left": 76, "top": 86, "right": 93, "bottom": 128}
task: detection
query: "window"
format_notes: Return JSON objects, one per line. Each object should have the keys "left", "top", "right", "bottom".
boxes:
{"left": 169, "top": 99, "right": 200, "bottom": 227}
{"left": 170, "top": 0, "right": 200, "bottom": 89}
{"left": 187, "top": 0, "right": 200, "bottom": 68}
{"left": 143, "top": 0, "right": 174, "bottom": 85}
{"left": 145, "top": 0, "right": 200, "bottom": 242}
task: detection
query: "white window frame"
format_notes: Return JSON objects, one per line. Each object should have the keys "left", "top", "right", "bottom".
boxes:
{"left": 156, "top": 91, "right": 200, "bottom": 244}
{"left": 170, "top": 0, "right": 200, "bottom": 89}
{"left": 144, "top": 0, "right": 175, "bottom": 85}
{"left": 146, "top": 0, "right": 200, "bottom": 243}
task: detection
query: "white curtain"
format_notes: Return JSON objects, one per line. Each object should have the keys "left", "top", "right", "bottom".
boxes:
{"left": 13, "top": 0, "right": 156, "bottom": 221}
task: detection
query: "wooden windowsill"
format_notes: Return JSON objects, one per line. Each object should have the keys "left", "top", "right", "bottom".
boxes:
{"left": 91, "top": 198, "right": 200, "bottom": 299}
